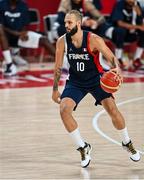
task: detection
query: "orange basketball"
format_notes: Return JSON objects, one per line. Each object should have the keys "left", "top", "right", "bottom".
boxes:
{"left": 100, "top": 71, "right": 121, "bottom": 93}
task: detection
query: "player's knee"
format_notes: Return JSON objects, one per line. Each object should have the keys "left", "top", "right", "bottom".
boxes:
{"left": 60, "top": 101, "right": 73, "bottom": 117}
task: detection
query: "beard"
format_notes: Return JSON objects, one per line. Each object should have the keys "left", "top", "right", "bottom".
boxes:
{"left": 66, "top": 25, "right": 78, "bottom": 37}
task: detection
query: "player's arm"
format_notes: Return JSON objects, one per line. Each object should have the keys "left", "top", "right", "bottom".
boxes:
{"left": 84, "top": 0, "right": 105, "bottom": 25}
{"left": 90, "top": 34, "right": 119, "bottom": 68}
{"left": 57, "top": 0, "right": 69, "bottom": 13}
{"left": 52, "top": 36, "right": 65, "bottom": 104}
{"left": 117, "top": 20, "right": 144, "bottom": 31}
{"left": 3, "top": 26, "right": 29, "bottom": 40}
{"left": 3, "top": 26, "right": 21, "bottom": 36}
{"left": 90, "top": 33, "right": 122, "bottom": 81}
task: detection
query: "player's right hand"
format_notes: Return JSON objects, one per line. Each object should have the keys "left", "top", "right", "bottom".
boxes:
{"left": 52, "top": 90, "right": 61, "bottom": 104}
{"left": 20, "top": 31, "right": 28, "bottom": 41}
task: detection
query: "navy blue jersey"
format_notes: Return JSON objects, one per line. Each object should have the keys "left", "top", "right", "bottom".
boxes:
{"left": 0, "top": 0, "right": 29, "bottom": 31}
{"left": 109, "top": 1, "right": 143, "bottom": 26}
{"left": 65, "top": 31, "right": 103, "bottom": 88}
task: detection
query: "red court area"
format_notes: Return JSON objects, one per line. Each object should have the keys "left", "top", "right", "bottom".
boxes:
{"left": 0, "top": 69, "right": 144, "bottom": 89}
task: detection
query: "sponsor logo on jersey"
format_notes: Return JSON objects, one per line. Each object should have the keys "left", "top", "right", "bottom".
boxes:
{"left": 68, "top": 53, "right": 90, "bottom": 60}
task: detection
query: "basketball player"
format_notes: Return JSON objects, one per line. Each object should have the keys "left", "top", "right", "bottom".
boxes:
{"left": 0, "top": 24, "right": 17, "bottom": 76}
{"left": 0, "top": 0, "right": 55, "bottom": 76}
{"left": 52, "top": 10, "right": 140, "bottom": 168}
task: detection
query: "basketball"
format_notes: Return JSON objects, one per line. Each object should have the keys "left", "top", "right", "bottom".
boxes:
{"left": 100, "top": 71, "right": 121, "bottom": 93}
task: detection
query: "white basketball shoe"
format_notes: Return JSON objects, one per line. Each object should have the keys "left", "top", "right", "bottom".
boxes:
{"left": 122, "top": 140, "right": 141, "bottom": 162}
{"left": 77, "top": 142, "right": 92, "bottom": 168}
{"left": 13, "top": 55, "right": 28, "bottom": 66}
{"left": 4, "top": 62, "right": 17, "bottom": 76}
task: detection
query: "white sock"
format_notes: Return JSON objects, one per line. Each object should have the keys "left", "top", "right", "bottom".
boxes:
{"left": 115, "top": 48, "right": 123, "bottom": 60}
{"left": 118, "top": 127, "right": 131, "bottom": 145}
{"left": 134, "top": 47, "right": 143, "bottom": 60}
{"left": 69, "top": 128, "right": 85, "bottom": 148}
{"left": 2, "top": 50, "right": 13, "bottom": 64}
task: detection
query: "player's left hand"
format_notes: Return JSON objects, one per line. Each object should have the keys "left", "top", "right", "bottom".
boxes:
{"left": 110, "top": 67, "right": 123, "bottom": 83}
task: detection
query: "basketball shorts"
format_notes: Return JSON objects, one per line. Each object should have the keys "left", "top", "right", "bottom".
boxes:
{"left": 61, "top": 80, "right": 113, "bottom": 109}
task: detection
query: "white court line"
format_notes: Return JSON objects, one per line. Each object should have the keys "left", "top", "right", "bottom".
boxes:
{"left": 92, "top": 96, "right": 144, "bottom": 155}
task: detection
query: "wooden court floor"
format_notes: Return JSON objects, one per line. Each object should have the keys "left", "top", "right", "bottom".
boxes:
{"left": 0, "top": 72, "right": 144, "bottom": 179}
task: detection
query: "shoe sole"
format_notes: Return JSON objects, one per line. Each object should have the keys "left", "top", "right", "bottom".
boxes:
{"left": 130, "top": 157, "right": 141, "bottom": 162}
{"left": 83, "top": 160, "right": 91, "bottom": 168}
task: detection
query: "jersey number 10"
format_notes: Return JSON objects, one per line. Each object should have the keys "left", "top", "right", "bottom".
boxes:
{"left": 76, "top": 62, "right": 85, "bottom": 72}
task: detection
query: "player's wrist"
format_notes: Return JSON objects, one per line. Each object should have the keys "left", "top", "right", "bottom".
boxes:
{"left": 53, "top": 87, "right": 58, "bottom": 91}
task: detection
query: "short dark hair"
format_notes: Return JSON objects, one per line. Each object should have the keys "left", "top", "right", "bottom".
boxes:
{"left": 67, "top": 10, "right": 82, "bottom": 22}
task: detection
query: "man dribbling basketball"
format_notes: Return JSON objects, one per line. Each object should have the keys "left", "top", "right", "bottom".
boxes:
{"left": 52, "top": 10, "right": 140, "bottom": 168}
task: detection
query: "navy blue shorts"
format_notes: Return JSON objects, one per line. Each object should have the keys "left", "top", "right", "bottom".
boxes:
{"left": 61, "top": 80, "right": 112, "bottom": 109}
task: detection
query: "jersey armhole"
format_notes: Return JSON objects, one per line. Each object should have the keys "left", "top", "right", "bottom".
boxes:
{"left": 87, "top": 32, "right": 104, "bottom": 73}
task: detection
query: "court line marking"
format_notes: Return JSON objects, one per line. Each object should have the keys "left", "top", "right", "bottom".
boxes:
{"left": 92, "top": 96, "right": 144, "bottom": 155}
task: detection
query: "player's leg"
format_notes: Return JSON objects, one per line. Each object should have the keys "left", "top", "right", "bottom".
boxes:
{"left": 91, "top": 84, "right": 140, "bottom": 162}
{"left": 60, "top": 97, "right": 77, "bottom": 132}
{"left": 0, "top": 25, "right": 17, "bottom": 76}
{"left": 60, "top": 85, "right": 92, "bottom": 168}
{"left": 39, "top": 36, "right": 55, "bottom": 56}
{"left": 101, "top": 97, "right": 125, "bottom": 130}
{"left": 133, "top": 30, "right": 144, "bottom": 70}
{"left": 112, "top": 27, "right": 127, "bottom": 68}
{"left": 101, "top": 97, "right": 140, "bottom": 162}
{"left": 11, "top": 47, "right": 28, "bottom": 66}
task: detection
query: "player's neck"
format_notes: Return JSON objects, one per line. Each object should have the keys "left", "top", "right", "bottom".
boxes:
{"left": 71, "top": 29, "right": 83, "bottom": 41}
{"left": 71, "top": 30, "right": 83, "bottom": 48}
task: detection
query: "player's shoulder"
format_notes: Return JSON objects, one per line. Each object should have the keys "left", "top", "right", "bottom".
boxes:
{"left": 89, "top": 32, "right": 103, "bottom": 42}
{"left": 88, "top": 32, "right": 105, "bottom": 50}
{"left": 56, "top": 34, "right": 66, "bottom": 50}
{"left": 57, "top": 34, "right": 66, "bottom": 44}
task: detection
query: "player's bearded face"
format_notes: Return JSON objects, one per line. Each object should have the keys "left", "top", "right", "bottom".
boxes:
{"left": 67, "top": 25, "right": 78, "bottom": 36}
